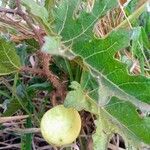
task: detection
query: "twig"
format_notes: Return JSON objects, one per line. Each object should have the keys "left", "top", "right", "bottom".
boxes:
{"left": 37, "top": 145, "right": 54, "bottom": 150}
{"left": 0, "top": 4, "right": 43, "bottom": 44}
{"left": 0, "top": 144, "right": 20, "bottom": 149}
{"left": 108, "top": 143, "right": 125, "bottom": 150}
{"left": 5, "top": 128, "right": 40, "bottom": 134}
{"left": 16, "top": 0, "right": 43, "bottom": 46}
{"left": 0, "top": 16, "right": 34, "bottom": 36}
{"left": 0, "top": 115, "right": 29, "bottom": 124}
{"left": 0, "top": 7, "right": 17, "bottom": 14}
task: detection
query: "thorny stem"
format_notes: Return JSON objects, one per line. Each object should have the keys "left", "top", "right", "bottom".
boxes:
{"left": 21, "top": 62, "right": 60, "bottom": 89}
{"left": 39, "top": 52, "right": 61, "bottom": 88}
{"left": 15, "top": 1, "right": 63, "bottom": 91}
{"left": 21, "top": 62, "right": 67, "bottom": 106}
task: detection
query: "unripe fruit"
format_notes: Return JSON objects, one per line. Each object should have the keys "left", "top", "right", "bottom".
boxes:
{"left": 40, "top": 105, "right": 81, "bottom": 147}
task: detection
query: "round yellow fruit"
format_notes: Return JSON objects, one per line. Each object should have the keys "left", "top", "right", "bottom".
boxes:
{"left": 40, "top": 105, "right": 81, "bottom": 147}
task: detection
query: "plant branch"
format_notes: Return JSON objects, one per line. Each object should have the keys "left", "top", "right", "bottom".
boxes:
{"left": 21, "top": 51, "right": 68, "bottom": 106}
{"left": 0, "top": 2, "right": 44, "bottom": 45}
{"left": 0, "top": 115, "right": 29, "bottom": 124}
{"left": 39, "top": 52, "right": 61, "bottom": 88}
{"left": 0, "top": 7, "right": 17, "bottom": 14}
{"left": 0, "top": 16, "right": 34, "bottom": 36}
{"left": 16, "top": 0, "right": 43, "bottom": 46}
{"left": 21, "top": 62, "right": 61, "bottom": 90}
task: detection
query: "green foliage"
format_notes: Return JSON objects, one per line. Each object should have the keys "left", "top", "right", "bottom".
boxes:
{"left": 80, "top": 70, "right": 99, "bottom": 100}
{"left": 142, "top": 12, "right": 150, "bottom": 34}
{"left": 44, "top": 0, "right": 55, "bottom": 22}
{"left": 92, "top": 118, "right": 111, "bottom": 150}
{"left": 64, "top": 81, "right": 98, "bottom": 115}
{"left": 0, "top": 38, "right": 21, "bottom": 75}
{"left": 106, "top": 97, "right": 150, "bottom": 144}
{"left": 42, "top": 0, "right": 150, "bottom": 147}
{"left": 41, "top": 36, "right": 61, "bottom": 55}
{"left": 21, "top": 101, "right": 33, "bottom": 150}
{"left": 125, "top": 0, "right": 138, "bottom": 14}
{"left": 8, "top": 0, "right": 16, "bottom": 9}
{"left": 74, "top": 29, "right": 150, "bottom": 105}
{"left": 54, "top": 0, "right": 117, "bottom": 40}
{"left": 131, "top": 27, "right": 150, "bottom": 74}
{"left": 0, "top": 0, "right": 150, "bottom": 149}
{"left": 0, "top": 0, "right": 8, "bottom": 7}
{"left": 27, "top": 82, "right": 52, "bottom": 92}
{"left": 16, "top": 44, "right": 27, "bottom": 66}
{"left": 44, "top": 0, "right": 54, "bottom": 10}
{"left": 2, "top": 99, "right": 25, "bottom": 116}
{"left": 21, "top": 0, "right": 53, "bottom": 34}
{"left": 21, "top": 0, "right": 49, "bottom": 23}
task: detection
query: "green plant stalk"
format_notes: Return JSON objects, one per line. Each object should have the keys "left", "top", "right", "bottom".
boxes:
{"left": 85, "top": 95, "right": 99, "bottom": 115}
{"left": 138, "top": 47, "right": 145, "bottom": 75}
{"left": 138, "top": 40, "right": 150, "bottom": 71}
{"left": 64, "top": 59, "right": 74, "bottom": 82}
{"left": 93, "top": 116, "right": 110, "bottom": 150}
{"left": 75, "top": 65, "right": 82, "bottom": 83}
{"left": 25, "top": 92, "right": 40, "bottom": 125}
{"left": 21, "top": 101, "right": 33, "bottom": 150}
